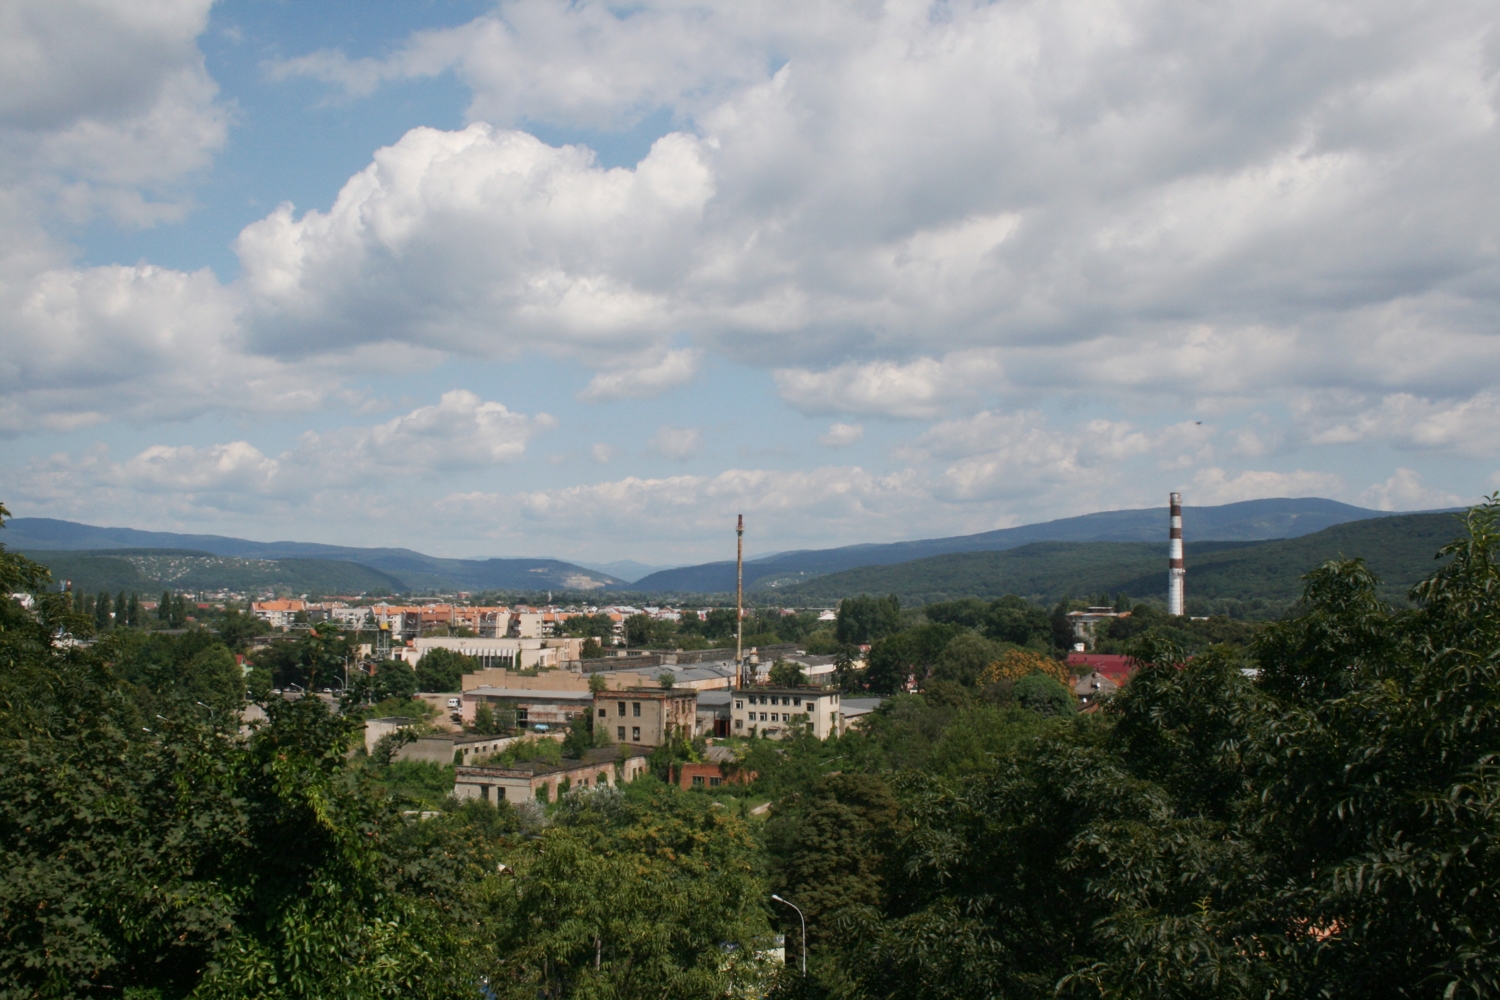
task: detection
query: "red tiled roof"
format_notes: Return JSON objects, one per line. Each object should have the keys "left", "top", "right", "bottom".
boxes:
{"left": 1066, "top": 653, "right": 1137, "bottom": 684}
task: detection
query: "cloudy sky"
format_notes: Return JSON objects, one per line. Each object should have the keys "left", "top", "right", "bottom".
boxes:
{"left": 2, "top": 0, "right": 1498, "bottom": 565}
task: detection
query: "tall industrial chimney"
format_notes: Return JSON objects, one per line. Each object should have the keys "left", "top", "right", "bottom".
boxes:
{"left": 1167, "top": 492, "right": 1185, "bottom": 616}
{"left": 735, "top": 514, "right": 744, "bottom": 688}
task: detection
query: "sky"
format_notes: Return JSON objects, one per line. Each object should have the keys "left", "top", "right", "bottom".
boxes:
{"left": 2, "top": 0, "right": 1498, "bottom": 566}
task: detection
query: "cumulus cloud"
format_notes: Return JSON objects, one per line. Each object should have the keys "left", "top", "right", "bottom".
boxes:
{"left": 13, "top": 0, "right": 1500, "bottom": 435}
{"left": 10, "top": 391, "right": 551, "bottom": 510}
{"left": 439, "top": 464, "right": 936, "bottom": 555}
{"left": 1190, "top": 467, "right": 1347, "bottom": 506}
{"left": 1301, "top": 391, "right": 1500, "bottom": 456}
{"left": 577, "top": 348, "right": 701, "bottom": 402}
{"left": 0, "top": 0, "right": 227, "bottom": 225}
{"left": 905, "top": 410, "right": 1216, "bottom": 506}
{"left": 818, "top": 422, "right": 863, "bottom": 447}
{"left": 775, "top": 353, "right": 1005, "bottom": 419}
{"left": 1361, "top": 468, "right": 1467, "bottom": 512}
{"left": 648, "top": 425, "right": 702, "bottom": 460}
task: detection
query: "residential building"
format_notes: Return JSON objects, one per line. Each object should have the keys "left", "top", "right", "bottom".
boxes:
{"left": 252, "top": 599, "right": 309, "bottom": 628}
{"left": 593, "top": 689, "right": 698, "bottom": 746}
{"left": 453, "top": 745, "right": 652, "bottom": 804}
{"left": 1065, "top": 652, "right": 1136, "bottom": 689}
{"left": 731, "top": 688, "right": 840, "bottom": 740}
{"left": 1075, "top": 670, "right": 1120, "bottom": 708}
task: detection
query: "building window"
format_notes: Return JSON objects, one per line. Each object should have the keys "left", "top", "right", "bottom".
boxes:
{"left": 496, "top": 786, "right": 506, "bottom": 800}
{"left": 617, "top": 701, "right": 626, "bottom": 716}
{"left": 598, "top": 708, "right": 606, "bottom": 718}
{"left": 793, "top": 697, "right": 801, "bottom": 706}
{"left": 709, "top": 776, "right": 722, "bottom": 787}
{"left": 734, "top": 719, "right": 743, "bottom": 729}
{"left": 692, "top": 776, "right": 705, "bottom": 786}
{"left": 480, "top": 785, "right": 490, "bottom": 801}
{"left": 632, "top": 702, "right": 641, "bottom": 717}
{"left": 771, "top": 696, "right": 779, "bottom": 705}
{"left": 771, "top": 713, "right": 779, "bottom": 722}
{"left": 760, "top": 713, "right": 767, "bottom": 721}
{"left": 599, "top": 772, "right": 609, "bottom": 785}
{"left": 632, "top": 726, "right": 640, "bottom": 741}
{"left": 617, "top": 726, "right": 626, "bottom": 740}
{"left": 735, "top": 700, "right": 742, "bottom": 709}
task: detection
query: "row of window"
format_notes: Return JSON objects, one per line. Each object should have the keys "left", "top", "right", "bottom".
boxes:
{"left": 740, "top": 694, "right": 809, "bottom": 708}
{"left": 617, "top": 726, "right": 641, "bottom": 741}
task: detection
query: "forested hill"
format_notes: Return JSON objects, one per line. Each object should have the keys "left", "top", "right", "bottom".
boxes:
{"left": 16, "top": 549, "right": 408, "bottom": 597}
{"left": 628, "top": 496, "right": 1400, "bottom": 593}
{"left": 6, "top": 518, "right": 623, "bottom": 592}
{"left": 771, "top": 511, "right": 1463, "bottom": 606}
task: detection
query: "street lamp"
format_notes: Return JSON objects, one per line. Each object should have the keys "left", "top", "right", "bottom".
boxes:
{"left": 196, "top": 701, "right": 215, "bottom": 723}
{"left": 770, "top": 894, "right": 806, "bottom": 976}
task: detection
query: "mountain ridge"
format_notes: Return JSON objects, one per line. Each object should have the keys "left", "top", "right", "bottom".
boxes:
{"left": 628, "top": 497, "right": 1406, "bottom": 593}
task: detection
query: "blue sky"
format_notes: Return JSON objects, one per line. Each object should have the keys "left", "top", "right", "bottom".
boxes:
{"left": 2, "top": 0, "right": 1497, "bottom": 564}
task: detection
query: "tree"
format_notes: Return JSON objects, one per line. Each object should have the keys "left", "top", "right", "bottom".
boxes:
{"left": 657, "top": 670, "right": 676, "bottom": 689}
{"left": 480, "top": 786, "right": 774, "bottom": 998}
{"left": 580, "top": 637, "right": 603, "bottom": 659}
{"left": 702, "top": 607, "right": 739, "bottom": 639}
{"left": 587, "top": 672, "right": 607, "bottom": 694}
{"left": 470, "top": 703, "right": 498, "bottom": 735}
{"left": 93, "top": 591, "right": 111, "bottom": 631}
{"left": 835, "top": 595, "right": 902, "bottom": 645}
{"left": 1012, "top": 673, "right": 1075, "bottom": 716}
{"left": 929, "top": 632, "right": 1003, "bottom": 687}
{"left": 373, "top": 658, "right": 418, "bottom": 701}
{"left": 415, "top": 647, "right": 476, "bottom": 692}
{"left": 978, "top": 648, "right": 1073, "bottom": 689}
{"left": 216, "top": 605, "right": 270, "bottom": 652}
{"left": 768, "top": 660, "right": 807, "bottom": 688}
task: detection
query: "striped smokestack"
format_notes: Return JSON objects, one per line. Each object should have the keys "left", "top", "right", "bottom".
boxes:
{"left": 1167, "top": 492, "right": 1185, "bottom": 616}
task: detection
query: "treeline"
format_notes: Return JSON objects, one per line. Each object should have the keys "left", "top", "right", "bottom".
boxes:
{"left": 828, "top": 591, "right": 1262, "bottom": 696}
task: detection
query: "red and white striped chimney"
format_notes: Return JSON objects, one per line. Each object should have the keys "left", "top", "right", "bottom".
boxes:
{"left": 1167, "top": 492, "right": 1185, "bottom": 616}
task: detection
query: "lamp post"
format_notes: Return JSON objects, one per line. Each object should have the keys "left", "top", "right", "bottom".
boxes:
{"left": 770, "top": 894, "right": 806, "bottom": 975}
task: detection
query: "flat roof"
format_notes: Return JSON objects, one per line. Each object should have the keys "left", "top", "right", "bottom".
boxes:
{"left": 455, "top": 744, "right": 651, "bottom": 778}
{"left": 734, "top": 687, "right": 838, "bottom": 697}
{"left": 467, "top": 687, "right": 595, "bottom": 701}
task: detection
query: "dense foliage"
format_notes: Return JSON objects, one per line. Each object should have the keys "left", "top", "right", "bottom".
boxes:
{"left": 6, "top": 500, "right": 1500, "bottom": 998}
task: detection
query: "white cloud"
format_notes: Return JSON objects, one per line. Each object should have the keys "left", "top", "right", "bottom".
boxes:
{"left": 1360, "top": 468, "right": 1466, "bottom": 512}
{"left": 10, "top": 391, "right": 552, "bottom": 510}
{"left": 1302, "top": 392, "right": 1500, "bottom": 456}
{"left": 818, "top": 422, "right": 863, "bottom": 447}
{"left": 648, "top": 425, "right": 702, "bottom": 460}
{"left": 440, "top": 463, "right": 936, "bottom": 556}
{"left": 0, "top": 0, "right": 227, "bottom": 226}
{"left": 1191, "top": 467, "right": 1346, "bottom": 506}
{"left": 775, "top": 352, "right": 1005, "bottom": 419}
{"left": 591, "top": 443, "right": 614, "bottom": 464}
{"left": 577, "top": 348, "right": 701, "bottom": 402}
{"left": 906, "top": 410, "right": 1217, "bottom": 505}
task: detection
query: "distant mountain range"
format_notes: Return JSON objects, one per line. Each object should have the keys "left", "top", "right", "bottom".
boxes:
{"left": 2, "top": 497, "right": 1444, "bottom": 600}
{"left": 629, "top": 497, "right": 1402, "bottom": 593}
{"left": 5, "top": 518, "right": 622, "bottom": 594}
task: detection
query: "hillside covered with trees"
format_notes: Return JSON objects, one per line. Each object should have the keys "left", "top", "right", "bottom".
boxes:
{"left": 773, "top": 511, "right": 1462, "bottom": 608}
{"left": 5, "top": 499, "right": 1500, "bottom": 998}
